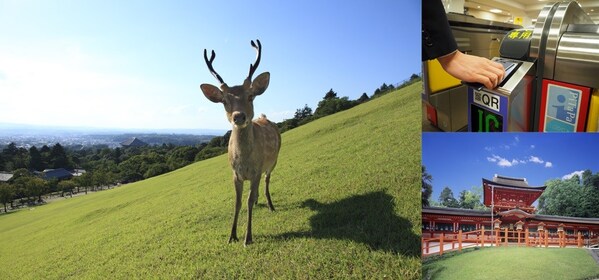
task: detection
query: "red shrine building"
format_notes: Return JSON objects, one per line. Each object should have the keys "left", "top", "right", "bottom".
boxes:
{"left": 422, "top": 175, "right": 599, "bottom": 246}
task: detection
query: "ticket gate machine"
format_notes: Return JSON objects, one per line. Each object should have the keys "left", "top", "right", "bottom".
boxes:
{"left": 465, "top": 1, "right": 599, "bottom": 132}
{"left": 467, "top": 57, "right": 535, "bottom": 132}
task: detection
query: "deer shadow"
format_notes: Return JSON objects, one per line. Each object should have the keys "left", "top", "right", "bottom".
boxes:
{"left": 273, "top": 191, "right": 420, "bottom": 257}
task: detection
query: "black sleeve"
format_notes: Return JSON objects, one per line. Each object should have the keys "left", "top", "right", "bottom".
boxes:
{"left": 422, "top": 0, "right": 458, "bottom": 61}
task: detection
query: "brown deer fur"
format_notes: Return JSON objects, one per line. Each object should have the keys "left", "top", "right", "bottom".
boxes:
{"left": 200, "top": 40, "right": 281, "bottom": 246}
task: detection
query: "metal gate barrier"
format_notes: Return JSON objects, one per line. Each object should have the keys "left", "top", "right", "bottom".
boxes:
{"left": 465, "top": 1, "right": 599, "bottom": 132}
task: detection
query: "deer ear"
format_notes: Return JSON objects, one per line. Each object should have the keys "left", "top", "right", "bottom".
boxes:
{"left": 200, "top": 84, "right": 224, "bottom": 103}
{"left": 251, "top": 72, "right": 270, "bottom": 96}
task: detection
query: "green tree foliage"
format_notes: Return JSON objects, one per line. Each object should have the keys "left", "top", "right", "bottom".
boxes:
{"left": 57, "top": 180, "right": 76, "bottom": 197}
{"left": 0, "top": 182, "right": 15, "bottom": 212}
{"left": 313, "top": 90, "right": 356, "bottom": 119}
{"left": 458, "top": 187, "right": 485, "bottom": 210}
{"left": 49, "top": 143, "right": 70, "bottom": 169}
{"left": 73, "top": 172, "right": 94, "bottom": 194}
{"left": 279, "top": 105, "right": 314, "bottom": 132}
{"left": 422, "top": 166, "right": 433, "bottom": 207}
{"left": 28, "top": 146, "right": 45, "bottom": 171}
{"left": 195, "top": 147, "right": 227, "bottom": 162}
{"left": 438, "top": 186, "right": 459, "bottom": 208}
{"left": 167, "top": 146, "right": 199, "bottom": 170}
{"left": 358, "top": 93, "right": 370, "bottom": 103}
{"left": 538, "top": 170, "right": 599, "bottom": 218}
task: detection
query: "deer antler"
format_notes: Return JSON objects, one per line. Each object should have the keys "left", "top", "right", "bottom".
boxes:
{"left": 247, "top": 40, "right": 262, "bottom": 82}
{"left": 204, "top": 49, "right": 225, "bottom": 85}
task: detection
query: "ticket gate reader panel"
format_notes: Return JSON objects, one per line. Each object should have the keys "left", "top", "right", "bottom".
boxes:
{"left": 467, "top": 57, "right": 535, "bottom": 132}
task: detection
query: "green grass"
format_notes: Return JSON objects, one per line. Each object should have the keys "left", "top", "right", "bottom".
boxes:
{"left": 423, "top": 246, "right": 599, "bottom": 280}
{"left": 0, "top": 82, "right": 422, "bottom": 279}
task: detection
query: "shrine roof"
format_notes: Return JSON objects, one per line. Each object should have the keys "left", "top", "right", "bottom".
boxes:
{"left": 422, "top": 206, "right": 491, "bottom": 217}
{"left": 423, "top": 207, "right": 599, "bottom": 226}
{"left": 535, "top": 214, "right": 599, "bottom": 225}
{"left": 483, "top": 175, "right": 546, "bottom": 190}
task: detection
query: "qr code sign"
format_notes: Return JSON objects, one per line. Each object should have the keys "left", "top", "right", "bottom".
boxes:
{"left": 475, "top": 91, "right": 482, "bottom": 102}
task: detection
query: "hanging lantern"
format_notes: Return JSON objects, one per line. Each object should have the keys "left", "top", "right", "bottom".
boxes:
{"left": 516, "top": 220, "right": 524, "bottom": 231}
{"left": 538, "top": 222, "right": 546, "bottom": 232}
{"left": 494, "top": 218, "right": 502, "bottom": 229}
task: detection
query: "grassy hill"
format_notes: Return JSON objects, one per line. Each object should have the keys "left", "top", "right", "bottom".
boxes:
{"left": 0, "top": 82, "right": 422, "bottom": 279}
{"left": 423, "top": 247, "right": 599, "bottom": 280}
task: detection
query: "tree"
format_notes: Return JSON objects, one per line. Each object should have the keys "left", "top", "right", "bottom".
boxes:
{"left": 57, "top": 180, "right": 76, "bottom": 197}
{"left": 538, "top": 179, "right": 584, "bottom": 217}
{"left": 28, "top": 146, "right": 44, "bottom": 171}
{"left": 438, "top": 187, "right": 459, "bottom": 208}
{"left": 324, "top": 88, "right": 337, "bottom": 100}
{"left": 74, "top": 172, "right": 94, "bottom": 194}
{"left": 294, "top": 104, "right": 313, "bottom": 125}
{"left": 422, "top": 166, "right": 433, "bottom": 207}
{"left": 458, "top": 188, "right": 484, "bottom": 209}
{"left": 13, "top": 176, "right": 48, "bottom": 204}
{"left": 314, "top": 96, "right": 355, "bottom": 119}
{"left": 0, "top": 182, "right": 15, "bottom": 212}
{"left": 410, "top": 73, "right": 420, "bottom": 80}
{"left": 49, "top": 143, "right": 70, "bottom": 169}
{"left": 357, "top": 93, "right": 369, "bottom": 103}
{"left": 167, "top": 146, "right": 199, "bottom": 170}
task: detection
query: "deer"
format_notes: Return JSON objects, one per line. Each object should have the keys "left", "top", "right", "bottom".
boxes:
{"left": 200, "top": 40, "right": 281, "bottom": 246}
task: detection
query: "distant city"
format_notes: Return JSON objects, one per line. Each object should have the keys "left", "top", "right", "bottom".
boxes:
{"left": 0, "top": 123, "right": 226, "bottom": 149}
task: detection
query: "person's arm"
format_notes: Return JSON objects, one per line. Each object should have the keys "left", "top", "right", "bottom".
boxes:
{"left": 422, "top": 0, "right": 457, "bottom": 61}
{"left": 422, "top": 0, "right": 505, "bottom": 89}
{"left": 437, "top": 50, "right": 505, "bottom": 89}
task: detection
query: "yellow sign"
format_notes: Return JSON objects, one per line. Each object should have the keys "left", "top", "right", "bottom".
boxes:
{"left": 514, "top": 17, "right": 523, "bottom": 26}
{"left": 507, "top": 29, "right": 533, "bottom": 40}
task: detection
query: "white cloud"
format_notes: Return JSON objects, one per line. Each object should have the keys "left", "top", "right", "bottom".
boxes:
{"left": 529, "top": 156, "right": 544, "bottom": 164}
{"left": 530, "top": 145, "right": 535, "bottom": 149}
{"left": 487, "top": 156, "right": 497, "bottom": 162}
{"left": 562, "top": 170, "right": 585, "bottom": 180}
{"left": 486, "top": 154, "right": 553, "bottom": 169}
{"left": 487, "top": 154, "right": 517, "bottom": 167}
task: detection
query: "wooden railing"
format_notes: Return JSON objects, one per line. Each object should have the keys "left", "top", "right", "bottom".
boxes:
{"left": 422, "top": 228, "right": 591, "bottom": 257}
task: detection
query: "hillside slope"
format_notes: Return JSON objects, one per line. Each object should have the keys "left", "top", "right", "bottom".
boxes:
{"left": 0, "top": 82, "right": 422, "bottom": 279}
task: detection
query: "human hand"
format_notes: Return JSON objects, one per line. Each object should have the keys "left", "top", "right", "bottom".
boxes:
{"left": 437, "top": 50, "right": 505, "bottom": 89}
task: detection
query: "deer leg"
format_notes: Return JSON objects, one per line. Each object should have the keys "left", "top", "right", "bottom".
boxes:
{"left": 245, "top": 177, "right": 260, "bottom": 246}
{"left": 229, "top": 177, "right": 243, "bottom": 243}
{"left": 265, "top": 171, "right": 275, "bottom": 212}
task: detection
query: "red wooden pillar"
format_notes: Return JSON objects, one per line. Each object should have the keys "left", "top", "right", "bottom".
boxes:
{"left": 440, "top": 233, "right": 444, "bottom": 256}
{"left": 504, "top": 227, "right": 508, "bottom": 246}
{"left": 525, "top": 228, "right": 529, "bottom": 247}
{"left": 481, "top": 228, "right": 485, "bottom": 247}
{"left": 458, "top": 230, "right": 463, "bottom": 252}
{"left": 495, "top": 229, "right": 499, "bottom": 247}
{"left": 578, "top": 232, "right": 582, "bottom": 248}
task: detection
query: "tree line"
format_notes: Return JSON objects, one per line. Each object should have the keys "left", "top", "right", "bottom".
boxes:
{"left": 538, "top": 171, "right": 599, "bottom": 218}
{"left": 0, "top": 139, "right": 232, "bottom": 212}
{"left": 422, "top": 165, "right": 599, "bottom": 218}
{"left": 277, "top": 75, "right": 421, "bottom": 132}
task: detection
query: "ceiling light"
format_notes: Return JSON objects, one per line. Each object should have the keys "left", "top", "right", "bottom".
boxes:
{"left": 477, "top": 5, "right": 481, "bottom": 8}
{"left": 490, "top": 8, "right": 502, "bottom": 13}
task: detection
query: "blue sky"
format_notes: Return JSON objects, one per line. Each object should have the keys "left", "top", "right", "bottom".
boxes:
{"left": 0, "top": 0, "right": 421, "bottom": 130}
{"left": 423, "top": 133, "right": 599, "bottom": 202}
